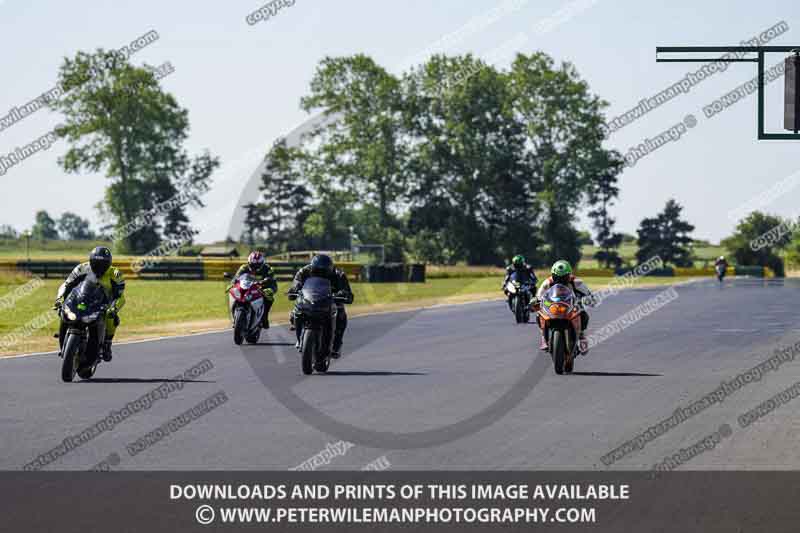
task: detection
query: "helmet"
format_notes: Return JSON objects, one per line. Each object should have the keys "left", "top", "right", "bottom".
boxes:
{"left": 718, "top": 256, "right": 725, "bottom": 261}
{"left": 551, "top": 260, "right": 572, "bottom": 282}
{"left": 248, "top": 251, "right": 265, "bottom": 270}
{"left": 89, "top": 246, "right": 112, "bottom": 277}
{"left": 512, "top": 255, "right": 525, "bottom": 268}
{"left": 310, "top": 254, "right": 334, "bottom": 276}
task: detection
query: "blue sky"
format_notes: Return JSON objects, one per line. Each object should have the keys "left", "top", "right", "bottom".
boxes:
{"left": 1, "top": 0, "right": 799, "bottom": 243}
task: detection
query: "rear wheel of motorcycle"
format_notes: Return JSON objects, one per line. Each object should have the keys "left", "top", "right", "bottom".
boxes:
{"left": 233, "top": 309, "right": 246, "bottom": 345}
{"left": 301, "top": 330, "right": 315, "bottom": 375}
{"left": 61, "top": 334, "right": 80, "bottom": 383}
{"left": 552, "top": 330, "right": 566, "bottom": 375}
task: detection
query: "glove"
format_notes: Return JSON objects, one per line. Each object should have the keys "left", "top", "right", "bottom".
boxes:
{"left": 53, "top": 298, "right": 63, "bottom": 311}
{"left": 106, "top": 306, "right": 118, "bottom": 319}
{"left": 264, "top": 288, "right": 275, "bottom": 297}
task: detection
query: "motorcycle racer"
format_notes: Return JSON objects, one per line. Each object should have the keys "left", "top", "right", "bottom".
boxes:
{"left": 54, "top": 247, "right": 125, "bottom": 361}
{"left": 288, "top": 254, "right": 353, "bottom": 358}
{"left": 501, "top": 255, "right": 538, "bottom": 312}
{"left": 229, "top": 251, "right": 278, "bottom": 328}
{"left": 535, "top": 260, "right": 593, "bottom": 354}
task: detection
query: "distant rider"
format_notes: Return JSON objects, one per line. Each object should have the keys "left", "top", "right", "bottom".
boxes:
{"left": 229, "top": 251, "right": 278, "bottom": 328}
{"left": 715, "top": 256, "right": 728, "bottom": 273}
{"left": 54, "top": 247, "right": 125, "bottom": 361}
{"left": 501, "top": 255, "right": 539, "bottom": 311}
{"left": 288, "top": 254, "right": 354, "bottom": 358}
{"left": 535, "top": 260, "right": 593, "bottom": 354}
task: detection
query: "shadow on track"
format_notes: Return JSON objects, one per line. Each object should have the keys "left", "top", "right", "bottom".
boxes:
{"left": 318, "top": 370, "right": 428, "bottom": 377}
{"left": 77, "top": 378, "right": 215, "bottom": 384}
{"left": 248, "top": 341, "right": 296, "bottom": 347}
{"left": 569, "top": 371, "right": 661, "bottom": 377}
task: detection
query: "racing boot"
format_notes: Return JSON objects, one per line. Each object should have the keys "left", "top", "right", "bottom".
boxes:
{"left": 578, "top": 333, "right": 589, "bottom": 355}
{"left": 539, "top": 333, "right": 549, "bottom": 351}
{"left": 102, "top": 336, "right": 113, "bottom": 362}
{"left": 261, "top": 295, "right": 273, "bottom": 329}
{"left": 331, "top": 331, "right": 344, "bottom": 359}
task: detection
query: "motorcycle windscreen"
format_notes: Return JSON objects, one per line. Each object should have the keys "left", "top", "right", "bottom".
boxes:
{"left": 67, "top": 280, "right": 109, "bottom": 312}
{"left": 510, "top": 270, "right": 532, "bottom": 287}
{"left": 302, "top": 276, "right": 333, "bottom": 302}
{"left": 238, "top": 273, "right": 257, "bottom": 289}
{"left": 545, "top": 284, "right": 574, "bottom": 304}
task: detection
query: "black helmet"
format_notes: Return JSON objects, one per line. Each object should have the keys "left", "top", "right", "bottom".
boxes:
{"left": 89, "top": 246, "right": 112, "bottom": 277}
{"left": 310, "top": 254, "right": 334, "bottom": 276}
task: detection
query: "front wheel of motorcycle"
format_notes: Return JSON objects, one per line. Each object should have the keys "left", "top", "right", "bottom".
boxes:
{"left": 552, "top": 330, "right": 566, "bottom": 375}
{"left": 514, "top": 297, "right": 525, "bottom": 324}
{"left": 301, "top": 329, "right": 315, "bottom": 375}
{"left": 246, "top": 327, "right": 261, "bottom": 344}
{"left": 61, "top": 333, "right": 80, "bottom": 383}
{"left": 233, "top": 308, "right": 246, "bottom": 345}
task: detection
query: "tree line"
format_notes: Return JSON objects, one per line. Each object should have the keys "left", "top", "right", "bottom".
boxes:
{"left": 9, "top": 45, "right": 793, "bottom": 274}
{"left": 242, "top": 53, "right": 626, "bottom": 267}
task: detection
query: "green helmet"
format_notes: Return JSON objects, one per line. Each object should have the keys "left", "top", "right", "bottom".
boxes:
{"left": 512, "top": 255, "right": 525, "bottom": 268}
{"left": 551, "top": 260, "right": 572, "bottom": 278}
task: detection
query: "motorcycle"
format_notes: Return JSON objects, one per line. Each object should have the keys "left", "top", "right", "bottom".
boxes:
{"left": 715, "top": 264, "right": 726, "bottom": 282}
{"left": 505, "top": 271, "right": 534, "bottom": 324}
{"left": 534, "top": 283, "right": 583, "bottom": 375}
{"left": 289, "top": 276, "right": 348, "bottom": 375}
{"left": 57, "top": 279, "right": 109, "bottom": 382}
{"left": 224, "top": 273, "right": 267, "bottom": 345}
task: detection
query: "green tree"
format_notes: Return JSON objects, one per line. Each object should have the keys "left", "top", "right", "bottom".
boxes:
{"left": 508, "top": 53, "right": 615, "bottom": 267}
{"left": 259, "top": 138, "right": 312, "bottom": 251}
{"left": 722, "top": 211, "right": 792, "bottom": 277}
{"left": 49, "top": 49, "right": 218, "bottom": 254}
{"left": 32, "top": 210, "right": 59, "bottom": 241}
{"left": 587, "top": 152, "right": 625, "bottom": 268}
{"left": 0, "top": 225, "right": 18, "bottom": 239}
{"left": 636, "top": 199, "right": 695, "bottom": 267}
{"left": 300, "top": 55, "right": 408, "bottom": 228}
{"left": 241, "top": 203, "right": 268, "bottom": 246}
{"left": 404, "top": 54, "right": 533, "bottom": 265}
{"left": 57, "top": 212, "right": 95, "bottom": 240}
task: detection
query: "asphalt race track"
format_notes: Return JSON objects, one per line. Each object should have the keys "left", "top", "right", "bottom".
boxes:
{"left": 3, "top": 278, "right": 800, "bottom": 471}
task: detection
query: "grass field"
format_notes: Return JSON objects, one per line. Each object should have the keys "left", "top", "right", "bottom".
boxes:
{"left": 579, "top": 242, "right": 728, "bottom": 269}
{"left": 0, "top": 275, "right": 701, "bottom": 357}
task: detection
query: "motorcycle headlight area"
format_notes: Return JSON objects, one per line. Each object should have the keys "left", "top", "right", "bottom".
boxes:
{"left": 232, "top": 288, "right": 242, "bottom": 299}
{"left": 83, "top": 311, "right": 101, "bottom": 323}
{"left": 64, "top": 307, "right": 78, "bottom": 321}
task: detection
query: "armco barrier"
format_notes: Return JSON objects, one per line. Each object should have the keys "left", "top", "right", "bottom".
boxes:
{"left": 734, "top": 265, "right": 767, "bottom": 278}
{"left": 361, "top": 264, "right": 426, "bottom": 283}
{"left": 674, "top": 266, "right": 734, "bottom": 277}
{"left": 614, "top": 266, "right": 675, "bottom": 277}
{"left": 574, "top": 268, "right": 616, "bottom": 277}
{"left": 202, "top": 261, "right": 363, "bottom": 282}
{"left": 9, "top": 259, "right": 364, "bottom": 281}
